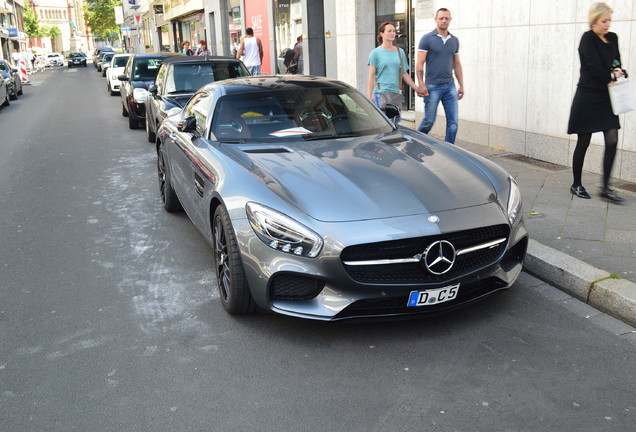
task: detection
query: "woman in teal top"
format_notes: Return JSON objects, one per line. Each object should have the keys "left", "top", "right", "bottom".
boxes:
{"left": 367, "top": 21, "right": 420, "bottom": 122}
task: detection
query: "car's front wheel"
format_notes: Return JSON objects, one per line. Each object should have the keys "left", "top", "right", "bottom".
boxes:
{"left": 213, "top": 205, "right": 255, "bottom": 315}
{"left": 157, "top": 142, "right": 182, "bottom": 213}
{"left": 122, "top": 103, "right": 128, "bottom": 117}
{"left": 9, "top": 86, "right": 17, "bottom": 100}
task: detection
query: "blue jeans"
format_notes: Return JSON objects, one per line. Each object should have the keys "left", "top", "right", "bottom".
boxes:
{"left": 418, "top": 82, "right": 458, "bottom": 144}
{"left": 247, "top": 65, "right": 261, "bottom": 76}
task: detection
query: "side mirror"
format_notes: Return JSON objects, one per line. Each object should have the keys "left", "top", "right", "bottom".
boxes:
{"left": 177, "top": 115, "right": 197, "bottom": 133}
{"left": 148, "top": 84, "right": 158, "bottom": 95}
{"left": 118, "top": 75, "right": 129, "bottom": 81}
{"left": 383, "top": 104, "right": 400, "bottom": 122}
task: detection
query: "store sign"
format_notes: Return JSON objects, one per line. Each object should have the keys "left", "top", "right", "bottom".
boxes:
{"left": 8, "top": 27, "right": 18, "bottom": 38}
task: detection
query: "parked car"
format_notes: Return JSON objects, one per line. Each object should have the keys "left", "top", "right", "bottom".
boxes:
{"left": 0, "top": 73, "right": 9, "bottom": 110}
{"left": 67, "top": 52, "right": 87, "bottom": 67}
{"left": 144, "top": 55, "right": 249, "bottom": 142}
{"left": 155, "top": 76, "right": 528, "bottom": 321}
{"left": 119, "top": 52, "right": 180, "bottom": 129}
{"left": 100, "top": 51, "right": 117, "bottom": 75}
{"left": 106, "top": 53, "right": 131, "bottom": 95}
{"left": 46, "top": 53, "right": 64, "bottom": 67}
{"left": 0, "top": 59, "right": 23, "bottom": 100}
{"left": 93, "top": 46, "right": 113, "bottom": 67}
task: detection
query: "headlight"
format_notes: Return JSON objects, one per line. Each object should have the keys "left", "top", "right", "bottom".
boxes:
{"left": 246, "top": 202, "right": 323, "bottom": 258}
{"left": 133, "top": 88, "right": 149, "bottom": 103}
{"left": 507, "top": 177, "right": 522, "bottom": 226}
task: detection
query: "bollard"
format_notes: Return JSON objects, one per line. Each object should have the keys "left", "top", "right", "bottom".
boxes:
{"left": 18, "top": 59, "right": 29, "bottom": 83}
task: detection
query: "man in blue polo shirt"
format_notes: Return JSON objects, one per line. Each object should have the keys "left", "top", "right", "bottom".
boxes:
{"left": 416, "top": 8, "right": 464, "bottom": 144}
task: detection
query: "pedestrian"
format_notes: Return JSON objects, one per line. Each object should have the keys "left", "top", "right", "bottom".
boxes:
{"left": 293, "top": 35, "right": 304, "bottom": 74}
{"left": 236, "top": 27, "right": 263, "bottom": 75}
{"left": 367, "top": 21, "right": 420, "bottom": 123}
{"left": 11, "top": 49, "right": 20, "bottom": 67}
{"left": 195, "top": 40, "right": 211, "bottom": 56}
{"left": 415, "top": 8, "right": 464, "bottom": 144}
{"left": 181, "top": 41, "right": 194, "bottom": 56}
{"left": 567, "top": 2, "right": 625, "bottom": 202}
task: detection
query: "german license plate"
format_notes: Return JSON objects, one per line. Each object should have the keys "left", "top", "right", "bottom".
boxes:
{"left": 407, "top": 284, "right": 460, "bottom": 307}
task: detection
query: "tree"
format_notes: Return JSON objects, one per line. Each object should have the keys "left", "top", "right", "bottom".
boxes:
{"left": 84, "top": 0, "right": 120, "bottom": 41}
{"left": 23, "top": 7, "right": 47, "bottom": 38}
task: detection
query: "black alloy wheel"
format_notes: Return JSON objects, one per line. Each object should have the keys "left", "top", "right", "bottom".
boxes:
{"left": 157, "top": 142, "right": 182, "bottom": 213}
{"left": 9, "top": 85, "right": 17, "bottom": 101}
{"left": 213, "top": 205, "right": 255, "bottom": 315}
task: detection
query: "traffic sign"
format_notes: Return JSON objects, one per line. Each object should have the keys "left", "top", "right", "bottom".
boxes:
{"left": 121, "top": 26, "right": 131, "bottom": 30}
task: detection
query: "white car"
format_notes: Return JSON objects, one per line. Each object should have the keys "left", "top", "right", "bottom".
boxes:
{"left": 46, "top": 53, "right": 64, "bottom": 67}
{"left": 106, "top": 53, "right": 130, "bottom": 95}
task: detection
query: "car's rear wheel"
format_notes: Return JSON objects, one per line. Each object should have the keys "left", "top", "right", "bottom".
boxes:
{"left": 122, "top": 103, "right": 128, "bottom": 117}
{"left": 146, "top": 115, "right": 156, "bottom": 142}
{"left": 157, "top": 142, "right": 182, "bottom": 213}
{"left": 17, "top": 84, "right": 22, "bottom": 96}
{"left": 213, "top": 205, "right": 255, "bottom": 315}
{"left": 2, "top": 95, "right": 9, "bottom": 107}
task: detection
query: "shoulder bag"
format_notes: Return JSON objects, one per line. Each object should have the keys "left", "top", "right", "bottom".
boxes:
{"left": 609, "top": 78, "right": 636, "bottom": 115}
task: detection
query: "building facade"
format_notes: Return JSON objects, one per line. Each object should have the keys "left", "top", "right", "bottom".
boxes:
{"left": 119, "top": 0, "right": 636, "bottom": 183}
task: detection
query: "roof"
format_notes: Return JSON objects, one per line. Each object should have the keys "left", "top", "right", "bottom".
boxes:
{"left": 200, "top": 75, "right": 353, "bottom": 94}
{"left": 160, "top": 55, "right": 242, "bottom": 65}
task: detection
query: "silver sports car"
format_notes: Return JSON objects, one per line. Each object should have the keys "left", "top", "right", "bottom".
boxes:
{"left": 156, "top": 76, "right": 528, "bottom": 321}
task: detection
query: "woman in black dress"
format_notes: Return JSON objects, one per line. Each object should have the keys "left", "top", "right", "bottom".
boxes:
{"left": 567, "top": 2, "right": 625, "bottom": 202}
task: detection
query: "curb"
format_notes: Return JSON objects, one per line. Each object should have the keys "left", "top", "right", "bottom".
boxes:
{"left": 524, "top": 239, "right": 636, "bottom": 328}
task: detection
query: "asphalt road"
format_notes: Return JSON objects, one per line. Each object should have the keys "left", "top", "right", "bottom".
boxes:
{"left": 1, "top": 65, "right": 635, "bottom": 432}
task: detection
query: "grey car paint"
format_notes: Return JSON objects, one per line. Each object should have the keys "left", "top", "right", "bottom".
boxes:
{"left": 157, "top": 76, "right": 527, "bottom": 320}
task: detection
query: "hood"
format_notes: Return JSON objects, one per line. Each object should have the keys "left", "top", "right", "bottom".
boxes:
{"left": 227, "top": 131, "right": 498, "bottom": 222}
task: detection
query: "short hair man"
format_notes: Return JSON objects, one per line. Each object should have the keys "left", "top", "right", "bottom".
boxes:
{"left": 416, "top": 8, "right": 464, "bottom": 144}
{"left": 237, "top": 27, "right": 263, "bottom": 75}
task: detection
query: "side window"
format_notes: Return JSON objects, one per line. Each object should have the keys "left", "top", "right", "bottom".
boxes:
{"left": 184, "top": 93, "right": 211, "bottom": 137}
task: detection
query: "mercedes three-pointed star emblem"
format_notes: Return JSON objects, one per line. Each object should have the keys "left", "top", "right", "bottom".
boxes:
{"left": 423, "top": 240, "right": 456, "bottom": 275}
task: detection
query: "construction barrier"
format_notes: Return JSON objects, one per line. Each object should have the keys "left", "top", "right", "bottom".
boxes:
{"left": 18, "top": 59, "right": 29, "bottom": 83}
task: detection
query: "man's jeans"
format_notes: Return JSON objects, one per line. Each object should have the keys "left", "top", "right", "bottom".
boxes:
{"left": 247, "top": 65, "right": 261, "bottom": 76}
{"left": 418, "top": 82, "right": 458, "bottom": 144}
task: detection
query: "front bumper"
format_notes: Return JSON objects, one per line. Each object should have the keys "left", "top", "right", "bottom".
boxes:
{"left": 235, "top": 202, "right": 528, "bottom": 321}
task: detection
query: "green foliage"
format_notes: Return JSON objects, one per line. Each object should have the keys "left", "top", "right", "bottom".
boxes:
{"left": 48, "top": 25, "right": 62, "bottom": 38}
{"left": 23, "top": 7, "right": 41, "bottom": 37}
{"left": 84, "top": 0, "right": 120, "bottom": 40}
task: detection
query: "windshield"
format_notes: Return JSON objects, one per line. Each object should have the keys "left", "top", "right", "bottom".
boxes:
{"left": 166, "top": 62, "right": 249, "bottom": 94}
{"left": 69, "top": 53, "right": 84, "bottom": 58}
{"left": 103, "top": 53, "right": 115, "bottom": 61}
{"left": 210, "top": 87, "right": 394, "bottom": 142}
{"left": 113, "top": 56, "right": 129, "bottom": 67}
{"left": 133, "top": 58, "right": 163, "bottom": 81}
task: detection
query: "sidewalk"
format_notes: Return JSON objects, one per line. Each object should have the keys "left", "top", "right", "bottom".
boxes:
{"left": 451, "top": 138, "right": 636, "bottom": 328}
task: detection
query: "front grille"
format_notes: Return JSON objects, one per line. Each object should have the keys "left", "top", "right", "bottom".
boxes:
{"left": 335, "top": 277, "right": 507, "bottom": 319}
{"left": 269, "top": 274, "right": 326, "bottom": 300}
{"left": 341, "top": 225, "right": 510, "bottom": 284}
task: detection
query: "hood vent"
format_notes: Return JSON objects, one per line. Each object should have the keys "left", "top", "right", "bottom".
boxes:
{"left": 243, "top": 147, "right": 291, "bottom": 154}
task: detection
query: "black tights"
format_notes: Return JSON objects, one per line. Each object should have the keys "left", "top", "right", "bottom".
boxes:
{"left": 572, "top": 129, "right": 618, "bottom": 190}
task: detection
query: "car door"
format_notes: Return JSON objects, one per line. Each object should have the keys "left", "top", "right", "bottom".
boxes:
{"left": 119, "top": 56, "right": 134, "bottom": 112}
{"left": 148, "top": 63, "right": 168, "bottom": 131}
{"left": 168, "top": 92, "right": 212, "bottom": 225}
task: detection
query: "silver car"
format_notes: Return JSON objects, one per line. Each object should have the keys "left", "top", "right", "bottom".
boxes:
{"left": 156, "top": 76, "right": 528, "bottom": 321}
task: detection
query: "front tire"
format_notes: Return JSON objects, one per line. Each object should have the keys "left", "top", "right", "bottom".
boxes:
{"left": 213, "top": 205, "right": 255, "bottom": 315}
{"left": 128, "top": 114, "right": 139, "bottom": 129}
{"left": 157, "top": 142, "right": 182, "bottom": 213}
{"left": 122, "top": 103, "right": 129, "bottom": 117}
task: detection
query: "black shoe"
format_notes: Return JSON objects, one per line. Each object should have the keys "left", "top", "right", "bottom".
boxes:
{"left": 570, "top": 185, "right": 590, "bottom": 199}
{"left": 600, "top": 188, "right": 624, "bottom": 203}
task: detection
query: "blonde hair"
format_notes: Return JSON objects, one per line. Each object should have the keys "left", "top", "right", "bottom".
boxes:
{"left": 589, "top": 2, "right": 613, "bottom": 28}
